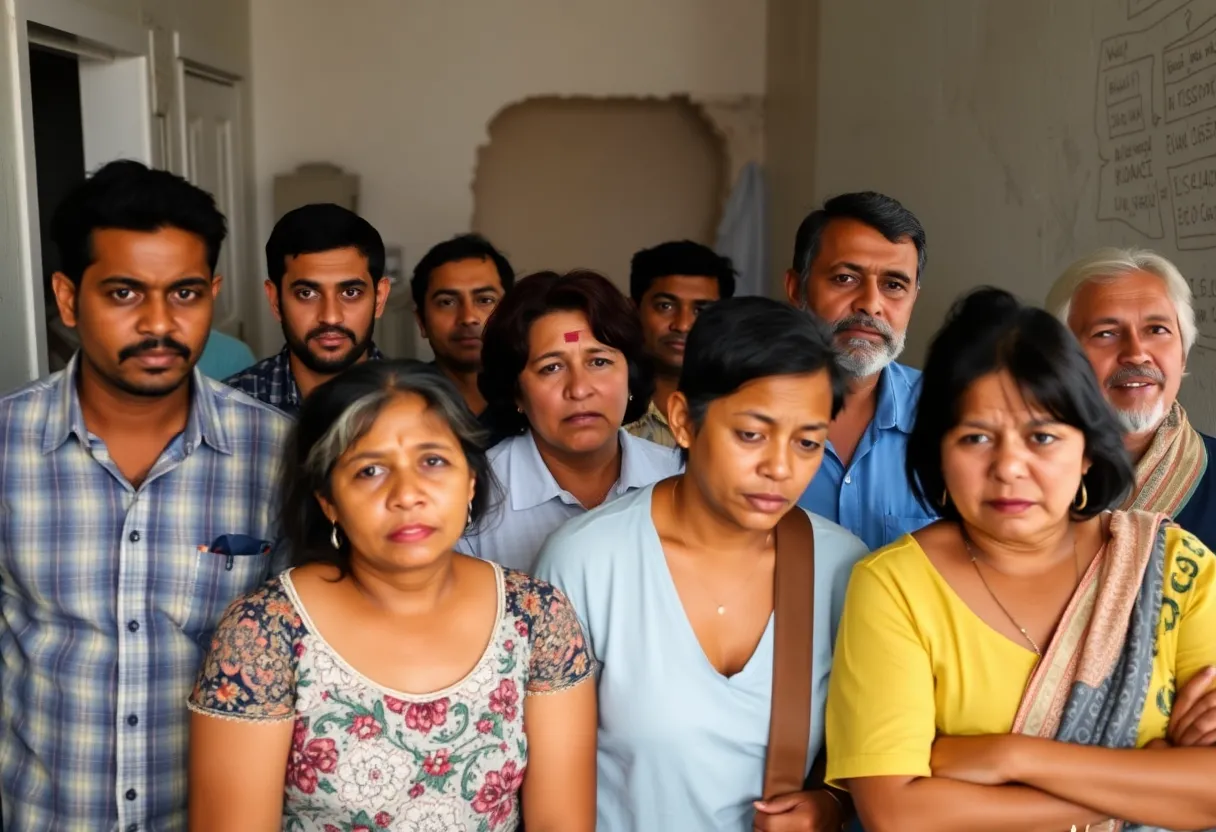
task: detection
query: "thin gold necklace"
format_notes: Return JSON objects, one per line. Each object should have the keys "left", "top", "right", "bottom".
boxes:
{"left": 668, "top": 480, "right": 769, "bottom": 615}
{"left": 962, "top": 530, "right": 1080, "bottom": 657}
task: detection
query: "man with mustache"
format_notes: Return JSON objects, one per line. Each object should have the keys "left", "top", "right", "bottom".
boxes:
{"left": 784, "top": 191, "right": 936, "bottom": 550}
{"left": 625, "top": 240, "right": 737, "bottom": 448}
{"left": 411, "top": 233, "right": 514, "bottom": 418}
{"left": 0, "top": 160, "right": 291, "bottom": 830}
{"left": 1048, "top": 248, "right": 1216, "bottom": 545}
{"left": 226, "top": 203, "right": 390, "bottom": 415}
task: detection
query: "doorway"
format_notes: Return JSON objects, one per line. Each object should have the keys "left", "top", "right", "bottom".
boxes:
{"left": 28, "top": 44, "right": 86, "bottom": 373}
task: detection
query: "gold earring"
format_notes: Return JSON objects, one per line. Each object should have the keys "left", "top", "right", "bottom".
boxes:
{"left": 940, "top": 488, "right": 949, "bottom": 507}
{"left": 1075, "top": 481, "right": 1088, "bottom": 511}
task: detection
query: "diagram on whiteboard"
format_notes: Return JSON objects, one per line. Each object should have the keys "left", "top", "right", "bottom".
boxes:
{"left": 1099, "top": 0, "right": 1216, "bottom": 350}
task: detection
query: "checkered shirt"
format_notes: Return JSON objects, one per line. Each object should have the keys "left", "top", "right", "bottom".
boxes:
{"left": 0, "top": 353, "right": 292, "bottom": 831}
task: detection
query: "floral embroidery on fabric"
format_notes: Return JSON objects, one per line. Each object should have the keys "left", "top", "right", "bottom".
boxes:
{"left": 188, "top": 567, "right": 595, "bottom": 831}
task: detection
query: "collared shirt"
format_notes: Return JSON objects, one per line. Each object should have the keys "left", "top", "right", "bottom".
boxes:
{"left": 625, "top": 399, "right": 677, "bottom": 449}
{"left": 223, "top": 343, "right": 386, "bottom": 416}
{"left": 797, "top": 362, "right": 936, "bottom": 552}
{"left": 458, "top": 429, "right": 684, "bottom": 572}
{"left": 0, "top": 354, "right": 292, "bottom": 832}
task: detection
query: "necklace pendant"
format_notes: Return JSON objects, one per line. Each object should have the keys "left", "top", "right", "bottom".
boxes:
{"left": 716, "top": 605, "right": 726, "bottom": 615}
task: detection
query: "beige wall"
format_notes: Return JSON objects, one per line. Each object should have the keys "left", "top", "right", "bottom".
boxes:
{"left": 766, "top": 0, "right": 1216, "bottom": 432}
{"left": 473, "top": 97, "right": 727, "bottom": 293}
{"left": 764, "top": 0, "right": 819, "bottom": 297}
{"left": 249, "top": 0, "right": 767, "bottom": 357}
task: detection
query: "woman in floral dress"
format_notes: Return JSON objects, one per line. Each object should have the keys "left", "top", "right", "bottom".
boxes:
{"left": 187, "top": 361, "right": 597, "bottom": 832}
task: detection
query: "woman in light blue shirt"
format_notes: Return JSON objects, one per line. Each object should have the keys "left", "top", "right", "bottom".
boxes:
{"left": 459, "top": 270, "right": 682, "bottom": 572}
{"left": 534, "top": 297, "right": 868, "bottom": 831}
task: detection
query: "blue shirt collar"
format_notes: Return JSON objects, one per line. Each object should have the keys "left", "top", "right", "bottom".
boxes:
{"left": 874, "top": 362, "right": 920, "bottom": 434}
{"left": 508, "top": 429, "right": 653, "bottom": 511}
{"left": 43, "top": 352, "right": 232, "bottom": 456}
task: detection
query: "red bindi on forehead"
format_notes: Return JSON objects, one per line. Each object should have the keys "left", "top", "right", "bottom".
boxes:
{"left": 564, "top": 331, "right": 580, "bottom": 342}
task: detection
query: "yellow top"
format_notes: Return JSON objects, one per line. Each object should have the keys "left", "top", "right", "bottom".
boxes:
{"left": 825, "top": 526, "right": 1216, "bottom": 785}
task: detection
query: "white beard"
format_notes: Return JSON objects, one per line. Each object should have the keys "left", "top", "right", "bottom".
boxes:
{"left": 835, "top": 333, "right": 907, "bottom": 379}
{"left": 1113, "top": 398, "right": 1167, "bottom": 435}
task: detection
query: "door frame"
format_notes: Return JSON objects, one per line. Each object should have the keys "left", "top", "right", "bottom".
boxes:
{"left": 178, "top": 61, "right": 247, "bottom": 338}
{"left": 10, "top": 0, "right": 151, "bottom": 382}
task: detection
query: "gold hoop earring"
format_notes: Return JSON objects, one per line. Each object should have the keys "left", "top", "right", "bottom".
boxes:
{"left": 1075, "top": 481, "right": 1088, "bottom": 511}
{"left": 940, "top": 488, "right": 950, "bottom": 507}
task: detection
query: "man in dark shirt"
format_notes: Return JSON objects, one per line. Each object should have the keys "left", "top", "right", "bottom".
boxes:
{"left": 1049, "top": 248, "right": 1216, "bottom": 544}
{"left": 226, "top": 204, "right": 389, "bottom": 414}
{"left": 411, "top": 233, "right": 514, "bottom": 419}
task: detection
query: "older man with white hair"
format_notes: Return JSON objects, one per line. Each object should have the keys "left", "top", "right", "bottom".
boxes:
{"left": 1047, "top": 247, "right": 1216, "bottom": 543}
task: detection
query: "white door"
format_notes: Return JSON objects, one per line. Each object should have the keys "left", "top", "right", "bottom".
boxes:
{"left": 182, "top": 69, "right": 244, "bottom": 338}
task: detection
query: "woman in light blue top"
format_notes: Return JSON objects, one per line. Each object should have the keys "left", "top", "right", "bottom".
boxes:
{"left": 459, "top": 270, "right": 682, "bottom": 572}
{"left": 534, "top": 297, "right": 869, "bottom": 831}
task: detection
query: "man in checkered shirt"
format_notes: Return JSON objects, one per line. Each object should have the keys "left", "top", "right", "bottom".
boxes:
{"left": 0, "top": 160, "right": 291, "bottom": 831}
{"left": 223, "top": 203, "right": 391, "bottom": 415}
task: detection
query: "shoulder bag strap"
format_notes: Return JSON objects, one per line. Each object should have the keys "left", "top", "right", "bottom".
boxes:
{"left": 762, "top": 506, "right": 816, "bottom": 800}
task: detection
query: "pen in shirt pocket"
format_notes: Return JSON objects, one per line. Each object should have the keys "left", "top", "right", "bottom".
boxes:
{"left": 199, "top": 534, "right": 273, "bottom": 571}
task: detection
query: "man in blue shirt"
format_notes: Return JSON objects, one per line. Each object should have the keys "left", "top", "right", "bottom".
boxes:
{"left": 785, "top": 192, "right": 936, "bottom": 551}
{"left": 0, "top": 160, "right": 290, "bottom": 831}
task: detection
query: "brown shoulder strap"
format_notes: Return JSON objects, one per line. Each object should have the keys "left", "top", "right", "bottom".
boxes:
{"left": 762, "top": 507, "right": 816, "bottom": 800}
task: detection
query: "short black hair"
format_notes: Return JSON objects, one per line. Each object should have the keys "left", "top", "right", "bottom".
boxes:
{"left": 479, "top": 270, "right": 653, "bottom": 437}
{"left": 51, "top": 159, "right": 226, "bottom": 286}
{"left": 629, "top": 240, "right": 737, "bottom": 303}
{"left": 282, "top": 360, "right": 498, "bottom": 577}
{"left": 680, "top": 297, "right": 846, "bottom": 448}
{"left": 411, "top": 233, "right": 516, "bottom": 310}
{"left": 906, "top": 287, "right": 1133, "bottom": 521}
{"left": 791, "top": 191, "right": 927, "bottom": 294}
{"left": 265, "top": 203, "right": 385, "bottom": 288}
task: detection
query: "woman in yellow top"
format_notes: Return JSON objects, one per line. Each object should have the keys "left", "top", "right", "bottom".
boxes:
{"left": 826, "top": 287, "right": 1216, "bottom": 832}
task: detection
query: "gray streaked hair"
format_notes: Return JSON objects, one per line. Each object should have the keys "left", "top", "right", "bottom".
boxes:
{"left": 1046, "top": 247, "right": 1197, "bottom": 356}
{"left": 282, "top": 360, "right": 499, "bottom": 574}
{"left": 305, "top": 371, "right": 488, "bottom": 487}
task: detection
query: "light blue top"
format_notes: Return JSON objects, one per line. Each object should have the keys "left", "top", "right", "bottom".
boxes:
{"left": 196, "top": 329, "right": 256, "bottom": 380}
{"left": 533, "top": 485, "right": 868, "bottom": 832}
{"left": 797, "top": 362, "right": 936, "bottom": 551}
{"left": 458, "top": 429, "right": 683, "bottom": 573}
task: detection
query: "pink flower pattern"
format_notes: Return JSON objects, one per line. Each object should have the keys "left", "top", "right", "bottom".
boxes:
{"left": 472, "top": 761, "right": 527, "bottom": 829}
{"left": 189, "top": 568, "right": 594, "bottom": 831}
{"left": 489, "top": 679, "right": 519, "bottom": 722}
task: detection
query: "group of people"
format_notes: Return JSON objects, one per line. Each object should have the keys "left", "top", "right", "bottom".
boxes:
{"left": 0, "top": 157, "right": 1214, "bottom": 832}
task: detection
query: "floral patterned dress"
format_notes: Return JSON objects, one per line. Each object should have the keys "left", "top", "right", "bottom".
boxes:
{"left": 188, "top": 564, "right": 594, "bottom": 832}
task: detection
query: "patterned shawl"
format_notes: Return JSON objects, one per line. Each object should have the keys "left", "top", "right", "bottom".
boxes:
{"left": 1012, "top": 510, "right": 1208, "bottom": 832}
{"left": 1122, "top": 403, "right": 1208, "bottom": 516}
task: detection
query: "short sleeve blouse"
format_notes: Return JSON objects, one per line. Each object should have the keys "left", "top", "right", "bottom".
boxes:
{"left": 189, "top": 564, "right": 594, "bottom": 832}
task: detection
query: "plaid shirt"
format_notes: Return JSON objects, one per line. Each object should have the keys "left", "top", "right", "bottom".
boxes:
{"left": 223, "top": 343, "right": 385, "bottom": 416}
{"left": 0, "top": 354, "right": 292, "bottom": 832}
{"left": 624, "top": 399, "right": 676, "bottom": 448}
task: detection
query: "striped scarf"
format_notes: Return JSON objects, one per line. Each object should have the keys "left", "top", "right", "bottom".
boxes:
{"left": 1122, "top": 403, "right": 1208, "bottom": 517}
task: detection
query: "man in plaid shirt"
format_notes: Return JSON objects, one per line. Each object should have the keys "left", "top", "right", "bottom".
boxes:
{"left": 224, "top": 204, "right": 391, "bottom": 415}
{"left": 0, "top": 161, "right": 291, "bottom": 831}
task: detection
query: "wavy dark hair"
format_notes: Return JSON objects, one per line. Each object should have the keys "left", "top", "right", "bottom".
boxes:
{"left": 906, "top": 287, "right": 1133, "bottom": 522}
{"left": 478, "top": 270, "right": 654, "bottom": 437}
{"left": 281, "top": 360, "right": 498, "bottom": 575}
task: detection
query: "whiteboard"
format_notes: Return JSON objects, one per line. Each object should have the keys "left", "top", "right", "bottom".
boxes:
{"left": 813, "top": 0, "right": 1216, "bottom": 433}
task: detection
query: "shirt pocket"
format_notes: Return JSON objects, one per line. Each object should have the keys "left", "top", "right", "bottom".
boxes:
{"left": 881, "top": 514, "right": 935, "bottom": 545}
{"left": 175, "top": 538, "right": 276, "bottom": 642}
